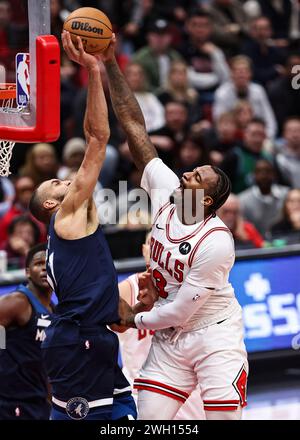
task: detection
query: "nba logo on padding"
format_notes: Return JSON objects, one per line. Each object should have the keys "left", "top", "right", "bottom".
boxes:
{"left": 16, "top": 53, "right": 30, "bottom": 107}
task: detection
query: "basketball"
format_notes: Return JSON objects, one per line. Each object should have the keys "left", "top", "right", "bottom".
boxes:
{"left": 63, "top": 7, "right": 112, "bottom": 54}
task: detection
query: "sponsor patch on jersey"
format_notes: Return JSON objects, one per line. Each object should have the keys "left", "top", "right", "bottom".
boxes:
{"left": 66, "top": 397, "right": 89, "bottom": 420}
{"left": 179, "top": 242, "right": 191, "bottom": 255}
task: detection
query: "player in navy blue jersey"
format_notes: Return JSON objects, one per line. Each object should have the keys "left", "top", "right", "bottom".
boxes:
{"left": 28, "top": 32, "right": 143, "bottom": 420}
{"left": 0, "top": 243, "right": 53, "bottom": 420}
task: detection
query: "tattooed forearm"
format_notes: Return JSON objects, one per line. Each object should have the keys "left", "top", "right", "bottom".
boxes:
{"left": 105, "top": 57, "right": 157, "bottom": 170}
{"left": 105, "top": 58, "right": 144, "bottom": 127}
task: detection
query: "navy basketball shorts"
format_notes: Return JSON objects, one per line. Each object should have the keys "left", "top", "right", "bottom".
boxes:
{"left": 0, "top": 398, "right": 51, "bottom": 420}
{"left": 43, "top": 326, "right": 136, "bottom": 420}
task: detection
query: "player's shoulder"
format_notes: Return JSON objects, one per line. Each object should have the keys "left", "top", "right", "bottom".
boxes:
{"left": 199, "top": 215, "right": 233, "bottom": 248}
{"left": 1, "top": 290, "right": 30, "bottom": 306}
{"left": 0, "top": 290, "right": 32, "bottom": 321}
{"left": 202, "top": 215, "right": 231, "bottom": 235}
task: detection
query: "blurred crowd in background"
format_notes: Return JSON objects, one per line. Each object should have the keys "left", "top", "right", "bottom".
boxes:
{"left": 0, "top": 0, "right": 300, "bottom": 269}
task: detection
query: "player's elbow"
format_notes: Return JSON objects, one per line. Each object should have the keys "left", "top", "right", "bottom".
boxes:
{"left": 84, "top": 124, "right": 110, "bottom": 143}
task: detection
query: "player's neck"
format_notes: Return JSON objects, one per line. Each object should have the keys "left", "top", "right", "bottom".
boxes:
{"left": 175, "top": 202, "right": 211, "bottom": 225}
{"left": 27, "top": 281, "right": 52, "bottom": 310}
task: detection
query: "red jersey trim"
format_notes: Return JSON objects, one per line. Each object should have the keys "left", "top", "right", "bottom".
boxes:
{"left": 188, "top": 227, "right": 231, "bottom": 267}
{"left": 166, "top": 208, "right": 213, "bottom": 243}
{"left": 152, "top": 202, "right": 171, "bottom": 227}
{"left": 134, "top": 378, "right": 189, "bottom": 403}
{"left": 203, "top": 400, "right": 240, "bottom": 411}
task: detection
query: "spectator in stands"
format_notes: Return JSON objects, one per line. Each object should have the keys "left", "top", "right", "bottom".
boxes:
{"left": 271, "top": 189, "right": 300, "bottom": 242}
{"left": 4, "top": 0, "right": 29, "bottom": 68}
{"left": 122, "top": 0, "right": 195, "bottom": 52}
{"left": 19, "top": 143, "right": 58, "bottom": 187}
{"left": 122, "top": 0, "right": 160, "bottom": 51}
{"left": 50, "top": 0, "right": 65, "bottom": 48}
{"left": 0, "top": 176, "right": 15, "bottom": 218}
{"left": 208, "top": 0, "right": 250, "bottom": 54}
{"left": 233, "top": 100, "right": 254, "bottom": 140}
{"left": 202, "top": 112, "right": 240, "bottom": 166}
{"left": 275, "top": 117, "right": 300, "bottom": 188}
{"left": 218, "top": 193, "right": 264, "bottom": 248}
{"left": 132, "top": 18, "right": 182, "bottom": 91}
{"left": 255, "top": 0, "right": 296, "bottom": 42}
{"left": 239, "top": 159, "right": 289, "bottom": 235}
{"left": 1, "top": 215, "right": 40, "bottom": 269}
{"left": 157, "top": 60, "right": 201, "bottom": 124}
{"left": 0, "top": 176, "right": 46, "bottom": 244}
{"left": 242, "top": 16, "right": 286, "bottom": 87}
{"left": 179, "top": 9, "right": 230, "bottom": 98}
{"left": 174, "top": 133, "right": 210, "bottom": 177}
{"left": 268, "top": 53, "right": 300, "bottom": 133}
{"left": 213, "top": 55, "right": 277, "bottom": 138}
{"left": 221, "top": 118, "right": 271, "bottom": 193}
{"left": 57, "top": 137, "right": 86, "bottom": 180}
{"left": 149, "top": 100, "right": 189, "bottom": 168}
{"left": 116, "top": 164, "right": 150, "bottom": 229}
{"left": 60, "top": 52, "right": 80, "bottom": 152}
{"left": 124, "top": 62, "right": 165, "bottom": 132}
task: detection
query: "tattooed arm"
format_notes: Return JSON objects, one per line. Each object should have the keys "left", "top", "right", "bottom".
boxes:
{"left": 101, "top": 34, "right": 157, "bottom": 171}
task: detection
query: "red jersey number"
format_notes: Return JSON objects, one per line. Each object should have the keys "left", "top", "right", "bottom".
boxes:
{"left": 152, "top": 269, "right": 168, "bottom": 299}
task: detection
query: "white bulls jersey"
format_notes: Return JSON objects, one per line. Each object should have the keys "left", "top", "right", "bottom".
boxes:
{"left": 118, "top": 274, "right": 155, "bottom": 384}
{"left": 141, "top": 158, "right": 237, "bottom": 329}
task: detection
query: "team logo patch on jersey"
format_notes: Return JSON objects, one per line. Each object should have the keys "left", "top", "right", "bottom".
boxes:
{"left": 179, "top": 242, "right": 191, "bottom": 255}
{"left": 66, "top": 397, "right": 89, "bottom": 420}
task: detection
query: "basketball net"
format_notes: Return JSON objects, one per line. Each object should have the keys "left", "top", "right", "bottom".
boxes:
{"left": 0, "top": 140, "right": 15, "bottom": 176}
{"left": 0, "top": 84, "right": 17, "bottom": 176}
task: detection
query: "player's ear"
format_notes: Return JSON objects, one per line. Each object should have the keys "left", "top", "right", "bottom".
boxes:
{"left": 201, "top": 195, "right": 213, "bottom": 206}
{"left": 43, "top": 199, "right": 59, "bottom": 211}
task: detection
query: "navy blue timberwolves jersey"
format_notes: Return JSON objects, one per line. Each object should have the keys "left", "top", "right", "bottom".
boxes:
{"left": 0, "top": 285, "right": 52, "bottom": 414}
{"left": 45, "top": 214, "right": 119, "bottom": 346}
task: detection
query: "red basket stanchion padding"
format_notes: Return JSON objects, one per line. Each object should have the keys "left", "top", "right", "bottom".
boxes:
{"left": 0, "top": 35, "right": 60, "bottom": 142}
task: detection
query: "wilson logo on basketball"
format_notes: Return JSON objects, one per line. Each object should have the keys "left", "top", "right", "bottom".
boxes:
{"left": 71, "top": 21, "right": 103, "bottom": 35}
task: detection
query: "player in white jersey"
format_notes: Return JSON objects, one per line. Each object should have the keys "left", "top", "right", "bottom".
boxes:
{"left": 118, "top": 235, "right": 205, "bottom": 420}
{"left": 119, "top": 273, "right": 155, "bottom": 384}
{"left": 101, "top": 35, "right": 248, "bottom": 421}
{"left": 118, "top": 234, "right": 155, "bottom": 385}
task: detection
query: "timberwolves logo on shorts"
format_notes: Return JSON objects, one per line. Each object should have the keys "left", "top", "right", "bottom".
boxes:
{"left": 179, "top": 242, "right": 191, "bottom": 255}
{"left": 66, "top": 397, "right": 89, "bottom": 420}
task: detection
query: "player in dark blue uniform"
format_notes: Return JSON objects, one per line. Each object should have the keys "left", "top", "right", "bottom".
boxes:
{"left": 28, "top": 32, "right": 149, "bottom": 420}
{"left": 0, "top": 243, "right": 53, "bottom": 419}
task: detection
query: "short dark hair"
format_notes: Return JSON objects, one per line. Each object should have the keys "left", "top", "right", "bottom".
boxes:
{"left": 255, "top": 158, "right": 275, "bottom": 169}
{"left": 8, "top": 215, "right": 40, "bottom": 243}
{"left": 230, "top": 55, "right": 252, "bottom": 70}
{"left": 165, "top": 100, "right": 189, "bottom": 112}
{"left": 209, "top": 167, "right": 232, "bottom": 215}
{"left": 25, "top": 243, "right": 47, "bottom": 268}
{"left": 29, "top": 186, "right": 48, "bottom": 223}
{"left": 188, "top": 8, "right": 211, "bottom": 21}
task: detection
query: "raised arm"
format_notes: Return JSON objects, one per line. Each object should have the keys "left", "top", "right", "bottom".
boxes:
{"left": 60, "top": 32, "right": 110, "bottom": 212}
{"left": 101, "top": 35, "right": 157, "bottom": 171}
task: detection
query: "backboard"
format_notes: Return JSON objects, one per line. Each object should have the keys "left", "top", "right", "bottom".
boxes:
{"left": 0, "top": 0, "right": 60, "bottom": 143}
